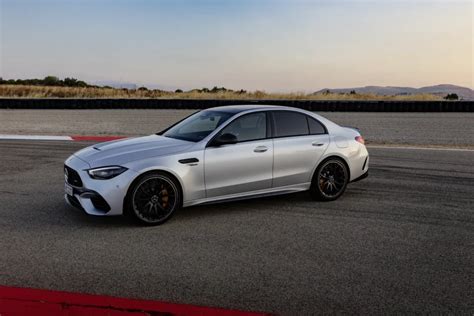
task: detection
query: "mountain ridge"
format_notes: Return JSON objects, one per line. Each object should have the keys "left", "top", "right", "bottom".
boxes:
{"left": 316, "top": 84, "right": 473, "bottom": 100}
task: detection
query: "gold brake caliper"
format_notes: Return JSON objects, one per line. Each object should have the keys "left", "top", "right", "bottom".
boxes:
{"left": 160, "top": 184, "right": 169, "bottom": 208}
{"left": 319, "top": 173, "right": 326, "bottom": 190}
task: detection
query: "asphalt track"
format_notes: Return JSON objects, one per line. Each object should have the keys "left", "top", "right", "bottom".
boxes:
{"left": 0, "top": 140, "right": 473, "bottom": 314}
{"left": 1, "top": 110, "right": 474, "bottom": 148}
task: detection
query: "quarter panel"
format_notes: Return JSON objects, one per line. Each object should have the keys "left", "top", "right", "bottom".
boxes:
{"left": 319, "top": 139, "right": 369, "bottom": 181}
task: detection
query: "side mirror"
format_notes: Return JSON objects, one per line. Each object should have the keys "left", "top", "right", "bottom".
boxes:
{"left": 211, "top": 133, "right": 238, "bottom": 146}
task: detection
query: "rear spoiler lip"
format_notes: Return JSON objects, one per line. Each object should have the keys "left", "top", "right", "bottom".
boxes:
{"left": 343, "top": 126, "right": 361, "bottom": 133}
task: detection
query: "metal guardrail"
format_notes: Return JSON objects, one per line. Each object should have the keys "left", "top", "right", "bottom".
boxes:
{"left": 0, "top": 99, "right": 472, "bottom": 112}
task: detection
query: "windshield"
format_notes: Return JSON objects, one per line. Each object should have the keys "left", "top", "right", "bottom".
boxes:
{"left": 162, "top": 110, "right": 235, "bottom": 142}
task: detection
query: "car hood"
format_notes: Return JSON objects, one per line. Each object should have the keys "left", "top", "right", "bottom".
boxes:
{"left": 73, "top": 135, "right": 194, "bottom": 168}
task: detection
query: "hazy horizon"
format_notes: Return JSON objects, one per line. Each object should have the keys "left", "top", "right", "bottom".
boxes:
{"left": 1, "top": 0, "right": 472, "bottom": 92}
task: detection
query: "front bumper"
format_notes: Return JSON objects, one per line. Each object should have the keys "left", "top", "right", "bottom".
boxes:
{"left": 64, "top": 186, "right": 111, "bottom": 213}
{"left": 64, "top": 155, "right": 138, "bottom": 216}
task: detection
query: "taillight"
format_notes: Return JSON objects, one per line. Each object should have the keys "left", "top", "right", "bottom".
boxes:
{"left": 355, "top": 136, "right": 365, "bottom": 145}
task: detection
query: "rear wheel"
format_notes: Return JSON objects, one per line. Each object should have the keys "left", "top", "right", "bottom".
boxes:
{"left": 310, "top": 158, "right": 349, "bottom": 201}
{"left": 127, "top": 172, "right": 182, "bottom": 225}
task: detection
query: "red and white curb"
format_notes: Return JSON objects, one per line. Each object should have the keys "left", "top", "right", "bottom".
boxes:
{"left": 0, "top": 285, "right": 271, "bottom": 316}
{"left": 0, "top": 134, "right": 126, "bottom": 142}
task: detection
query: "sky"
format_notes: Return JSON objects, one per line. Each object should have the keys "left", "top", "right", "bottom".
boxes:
{"left": 0, "top": 0, "right": 472, "bottom": 91}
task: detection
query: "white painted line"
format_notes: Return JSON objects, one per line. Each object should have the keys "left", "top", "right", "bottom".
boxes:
{"left": 0, "top": 134, "right": 73, "bottom": 141}
{"left": 367, "top": 145, "right": 474, "bottom": 152}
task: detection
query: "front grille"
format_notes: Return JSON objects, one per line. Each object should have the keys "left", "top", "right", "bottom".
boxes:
{"left": 64, "top": 165, "right": 83, "bottom": 187}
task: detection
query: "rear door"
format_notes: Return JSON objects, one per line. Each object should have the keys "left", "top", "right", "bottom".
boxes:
{"left": 271, "top": 111, "right": 329, "bottom": 187}
{"left": 204, "top": 112, "right": 273, "bottom": 198}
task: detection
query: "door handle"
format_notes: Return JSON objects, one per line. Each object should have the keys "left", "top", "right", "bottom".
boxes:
{"left": 179, "top": 158, "right": 199, "bottom": 165}
{"left": 312, "top": 142, "right": 325, "bottom": 147}
{"left": 254, "top": 146, "right": 268, "bottom": 153}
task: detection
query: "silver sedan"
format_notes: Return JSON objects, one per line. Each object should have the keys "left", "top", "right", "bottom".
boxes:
{"left": 64, "top": 105, "right": 369, "bottom": 225}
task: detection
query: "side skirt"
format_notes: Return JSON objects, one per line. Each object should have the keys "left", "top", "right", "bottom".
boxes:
{"left": 183, "top": 183, "right": 311, "bottom": 207}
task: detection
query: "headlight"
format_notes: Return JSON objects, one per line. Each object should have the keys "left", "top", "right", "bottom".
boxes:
{"left": 87, "top": 166, "right": 128, "bottom": 180}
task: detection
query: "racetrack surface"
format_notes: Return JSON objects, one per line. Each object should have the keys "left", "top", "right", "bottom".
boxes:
{"left": 0, "top": 140, "right": 473, "bottom": 314}
{"left": 1, "top": 110, "right": 473, "bottom": 148}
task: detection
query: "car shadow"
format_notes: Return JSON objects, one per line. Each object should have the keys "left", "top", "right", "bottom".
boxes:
{"left": 177, "top": 191, "right": 312, "bottom": 220}
{"left": 54, "top": 202, "right": 133, "bottom": 228}
{"left": 54, "top": 191, "right": 313, "bottom": 227}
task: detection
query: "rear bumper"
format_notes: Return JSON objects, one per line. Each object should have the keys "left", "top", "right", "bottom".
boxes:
{"left": 351, "top": 170, "right": 368, "bottom": 183}
{"left": 347, "top": 144, "right": 369, "bottom": 181}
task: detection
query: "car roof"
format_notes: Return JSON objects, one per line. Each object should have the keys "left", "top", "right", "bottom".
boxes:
{"left": 205, "top": 104, "right": 286, "bottom": 114}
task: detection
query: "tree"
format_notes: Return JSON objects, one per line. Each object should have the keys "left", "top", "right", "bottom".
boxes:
{"left": 175, "top": 89, "right": 183, "bottom": 93}
{"left": 63, "top": 77, "right": 88, "bottom": 87}
{"left": 43, "top": 76, "right": 60, "bottom": 86}
{"left": 444, "top": 93, "right": 458, "bottom": 100}
{"left": 138, "top": 86, "right": 148, "bottom": 91}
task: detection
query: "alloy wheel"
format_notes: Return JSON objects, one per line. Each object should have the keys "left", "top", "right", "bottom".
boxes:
{"left": 132, "top": 175, "right": 178, "bottom": 224}
{"left": 318, "top": 160, "right": 347, "bottom": 198}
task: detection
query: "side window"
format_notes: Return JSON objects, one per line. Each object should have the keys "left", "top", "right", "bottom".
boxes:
{"left": 219, "top": 112, "right": 267, "bottom": 142}
{"left": 307, "top": 117, "right": 326, "bottom": 135}
{"left": 272, "top": 111, "right": 309, "bottom": 137}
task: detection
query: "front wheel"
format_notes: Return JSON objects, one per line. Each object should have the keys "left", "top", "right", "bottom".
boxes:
{"left": 127, "top": 172, "right": 182, "bottom": 225}
{"left": 310, "top": 158, "right": 349, "bottom": 201}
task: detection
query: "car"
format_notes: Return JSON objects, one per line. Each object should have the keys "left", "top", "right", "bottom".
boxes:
{"left": 64, "top": 105, "right": 369, "bottom": 225}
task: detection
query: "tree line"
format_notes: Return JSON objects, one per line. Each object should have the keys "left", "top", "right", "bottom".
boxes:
{"left": 0, "top": 76, "right": 244, "bottom": 94}
{"left": 0, "top": 76, "right": 92, "bottom": 88}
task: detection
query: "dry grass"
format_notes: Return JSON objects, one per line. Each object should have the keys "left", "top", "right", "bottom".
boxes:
{"left": 0, "top": 84, "right": 443, "bottom": 101}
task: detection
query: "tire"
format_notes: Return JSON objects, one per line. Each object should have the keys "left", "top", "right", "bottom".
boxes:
{"left": 310, "top": 158, "right": 349, "bottom": 201}
{"left": 126, "top": 172, "right": 182, "bottom": 225}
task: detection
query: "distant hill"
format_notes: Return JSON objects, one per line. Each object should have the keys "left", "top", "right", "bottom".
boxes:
{"left": 92, "top": 81, "right": 183, "bottom": 91}
{"left": 316, "top": 84, "right": 474, "bottom": 100}
{"left": 93, "top": 80, "right": 137, "bottom": 90}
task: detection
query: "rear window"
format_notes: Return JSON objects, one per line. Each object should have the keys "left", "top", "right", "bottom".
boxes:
{"left": 272, "top": 111, "right": 309, "bottom": 137}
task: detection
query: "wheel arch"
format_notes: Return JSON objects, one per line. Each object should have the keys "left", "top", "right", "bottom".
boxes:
{"left": 310, "top": 154, "right": 351, "bottom": 184}
{"left": 123, "top": 168, "right": 184, "bottom": 215}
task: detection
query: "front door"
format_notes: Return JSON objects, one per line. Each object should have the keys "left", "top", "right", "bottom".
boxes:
{"left": 204, "top": 112, "right": 273, "bottom": 198}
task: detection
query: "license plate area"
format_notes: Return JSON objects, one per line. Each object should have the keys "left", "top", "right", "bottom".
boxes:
{"left": 65, "top": 182, "right": 73, "bottom": 196}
